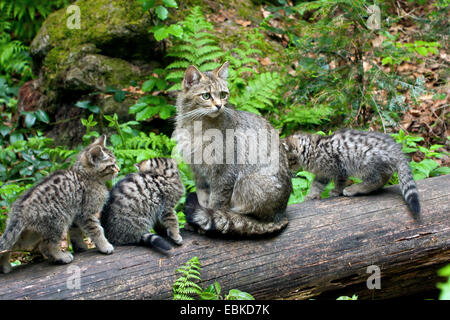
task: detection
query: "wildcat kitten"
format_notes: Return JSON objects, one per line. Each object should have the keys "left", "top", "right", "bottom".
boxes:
{"left": 0, "top": 135, "right": 118, "bottom": 273}
{"left": 100, "top": 158, "right": 184, "bottom": 250}
{"left": 174, "top": 61, "right": 292, "bottom": 236}
{"left": 282, "top": 129, "right": 421, "bottom": 216}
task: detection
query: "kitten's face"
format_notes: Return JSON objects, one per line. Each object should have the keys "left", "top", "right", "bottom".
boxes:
{"left": 178, "top": 62, "right": 230, "bottom": 119}
{"left": 78, "top": 135, "right": 120, "bottom": 180}
{"left": 282, "top": 136, "right": 304, "bottom": 172}
{"left": 135, "top": 158, "right": 179, "bottom": 177}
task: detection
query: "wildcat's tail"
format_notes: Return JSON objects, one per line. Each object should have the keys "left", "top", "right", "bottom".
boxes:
{"left": 0, "top": 215, "right": 25, "bottom": 252}
{"left": 397, "top": 157, "right": 421, "bottom": 218}
{"left": 140, "top": 233, "right": 171, "bottom": 251}
{"left": 184, "top": 193, "right": 288, "bottom": 236}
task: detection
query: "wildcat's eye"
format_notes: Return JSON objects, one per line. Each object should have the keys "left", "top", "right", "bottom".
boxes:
{"left": 201, "top": 93, "right": 211, "bottom": 100}
{"left": 220, "top": 91, "right": 228, "bottom": 99}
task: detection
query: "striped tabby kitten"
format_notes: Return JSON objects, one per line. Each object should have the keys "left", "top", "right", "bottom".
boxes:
{"left": 175, "top": 62, "right": 292, "bottom": 236}
{"left": 100, "top": 158, "right": 184, "bottom": 250}
{"left": 0, "top": 135, "right": 118, "bottom": 273}
{"left": 282, "top": 129, "right": 421, "bottom": 216}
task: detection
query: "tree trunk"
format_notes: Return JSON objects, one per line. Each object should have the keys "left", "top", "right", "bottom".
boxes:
{"left": 0, "top": 175, "right": 449, "bottom": 300}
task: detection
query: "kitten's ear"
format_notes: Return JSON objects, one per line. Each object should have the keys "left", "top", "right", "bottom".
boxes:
{"left": 183, "top": 65, "right": 202, "bottom": 89}
{"left": 134, "top": 163, "right": 140, "bottom": 171}
{"left": 214, "top": 61, "right": 229, "bottom": 80}
{"left": 89, "top": 145, "right": 106, "bottom": 164}
{"left": 92, "top": 134, "right": 106, "bottom": 147}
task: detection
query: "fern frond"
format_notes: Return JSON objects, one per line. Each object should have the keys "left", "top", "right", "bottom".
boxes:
{"left": 172, "top": 256, "right": 204, "bottom": 300}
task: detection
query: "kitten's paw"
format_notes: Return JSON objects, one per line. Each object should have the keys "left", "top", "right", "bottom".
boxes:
{"left": 98, "top": 242, "right": 114, "bottom": 255}
{"left": 167, "top": 230, "right": 183, "bottom": 245}
{"left": 305, "top": 193, "right": 321, "bottom": 201}
{"left": 343, "top": 188, "right": 356, "bottom": 197}
{"left": 328, "top": 190, "right": 342, "bottom": 197}
{"left": 0, "top": 263, "right": 12, "bottom": 274}
{"left": 52, "top": 251, "right": 74, "bottom": 265}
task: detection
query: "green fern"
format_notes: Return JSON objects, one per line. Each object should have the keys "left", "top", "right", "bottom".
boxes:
{"left": 165, "top": 6, "right": 223, "bottom": 91}
{"left": 0, "top": 20, "right": 31, "bottom": 81}
{"left": 230, "top": 72, "right": 283, "bottom": 115}
{"left": 173, "top": 256, "right": 203, "bottom": 300}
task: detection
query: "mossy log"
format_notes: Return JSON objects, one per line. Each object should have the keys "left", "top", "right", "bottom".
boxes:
{"left": 0, "top": 175, "right": 449, "bottom": 300}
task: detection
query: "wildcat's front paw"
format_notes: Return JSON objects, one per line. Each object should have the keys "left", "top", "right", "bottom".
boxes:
{"left": 51, "top": 251, "right": 74, "bottom": 265}
{"left": 97, "top": 242, "right": 114, "bottom": 255}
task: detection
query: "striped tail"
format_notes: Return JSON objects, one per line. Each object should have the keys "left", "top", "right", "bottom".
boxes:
{"left": 140, "top": 233, "right": 171, "bottom": 251}
{"left": 397, "top": 158, "right": 421, "bottom": 217}
{"left": 184, "top": 193, "right": 288, "bottom": 236}
{"left": 0, "top": 215, "right": 25, "bottom": 252}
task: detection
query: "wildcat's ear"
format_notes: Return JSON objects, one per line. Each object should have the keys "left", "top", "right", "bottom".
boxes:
{"left": 214, "top": 61, "right": 229, "bottom": 80}
{"left": 183, "top": 65, "right": 202, "bottom": 89}
{"left": 92, "top": 134, "right": 106, "bottom": 147}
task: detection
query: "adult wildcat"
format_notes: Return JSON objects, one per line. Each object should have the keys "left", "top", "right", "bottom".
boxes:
{"left": 174, "top": 62, "right": 292, "bottom": 236}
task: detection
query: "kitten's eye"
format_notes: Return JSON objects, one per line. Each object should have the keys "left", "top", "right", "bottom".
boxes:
{"left": 201, "top": 93, "right": 211, "bottom": 100}
{"left": 220, "top": 91, "right": 228, "bottom": 99}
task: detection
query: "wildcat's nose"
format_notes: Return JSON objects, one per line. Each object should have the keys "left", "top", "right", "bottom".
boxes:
{"left": 215, "top": 104, "right": 222, "bottom": 109}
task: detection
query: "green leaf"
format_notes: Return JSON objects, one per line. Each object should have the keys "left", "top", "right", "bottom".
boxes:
{"left": 155, "top": 78, "right": 167, "bottom": 90}
{"left": 199, "top": 291, "right": 218, "bottom": 300}
{"left": 163, "top": 0, "right": 178, "bottom": 8}
{"left": 151, "top": 25, "right": 169, "bottom": 41}
{"left": 214, "top": 281, "right": 221, "bottom": 296}
{"left": 110, "top": 134, "right": 122, "bottom": 147}
{"left": 136, "top": 106, "right": 160, "bottom": 120}
{"left": 438, "top": 265, "right": 450, "bottom": 277}
{"left": 75, "top": 101, "right": 91, "bottom": 110}
{"left": 381, "top": 57, "right": 393, "bottom": 65}
{"left": 158, "top": 105, "right": 175, "bottom": 120}
{"left": 24, "top": 112, "right": 36, "bottom": 128}
{"left": 168, "top": 24, "right": 183, "bottom": 38}
{"left": 35, "top": 110, "right": 49, "bottom": 123}
{"left": 142, "top": 79, "right": 156, "bottom": 92}
{"left": 415, "top": 46, "right": 428, "bottom": 56}
{"left": 226, "top": 289, "right": 255, "bottom": 300}
{"left": 155, "top": 5, "right": 169, "bottom": 20}
{"left": 129, "top": 102, "right": 148, "bottom": 114}
{"left": 138, "top": 0, "right": 156, "bottom": 10}
{"left": 0, "top": 125, "right": 11, "bottom": 136}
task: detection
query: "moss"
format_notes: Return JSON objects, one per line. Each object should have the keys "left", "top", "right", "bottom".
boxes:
{"left": 31, "top": 0, "right": 153, "bottom": 93}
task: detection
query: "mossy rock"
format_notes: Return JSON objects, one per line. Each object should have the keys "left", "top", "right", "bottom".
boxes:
{"left": 30, "top": 0, "right": 156, "bottom": 95}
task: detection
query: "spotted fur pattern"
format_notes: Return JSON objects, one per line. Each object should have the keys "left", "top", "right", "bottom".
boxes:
{"left": 0, "top": 135, "right": 118, "bottom": 273}
{"left": 100, "top": 158, "right": 184, "bottom": 250}
{"left": 282, "top": 129, "right": 421, "bottom": 216}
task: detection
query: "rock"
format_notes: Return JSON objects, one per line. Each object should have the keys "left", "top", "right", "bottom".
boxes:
{"left": 25, "top": 0, "right": 162, "bottom": 145}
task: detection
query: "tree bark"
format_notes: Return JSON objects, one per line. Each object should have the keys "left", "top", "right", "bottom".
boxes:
{"left": 0, "top": 175, "right": 449, "bottom": 300}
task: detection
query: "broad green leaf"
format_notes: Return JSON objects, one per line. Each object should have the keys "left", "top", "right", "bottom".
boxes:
{"left": 142, "top": 79, "right": 156, "bottom": 92}
{"left": 163, "top": 0, "right": 178, "bottom": 8}
{"left": 24, "top": 112, "right": 36, "bottom": 128}
{"left": 35, "top": 110, "right": 50, "bottom": 123}
{"left": 155, "top": 5, "right": 168, "bottom": 20}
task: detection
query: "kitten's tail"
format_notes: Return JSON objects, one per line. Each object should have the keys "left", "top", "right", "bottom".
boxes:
{"left": 0, "top": 215, "right": 25, "bottom": 252}
{"left": 184, "top": 193, "right": 288, "bottom": 236}
{"left": 397, "top": 157, "right": 421, "bottom": 217}
{"left": 140, "top": 233, "right": 171, "bottom": 251}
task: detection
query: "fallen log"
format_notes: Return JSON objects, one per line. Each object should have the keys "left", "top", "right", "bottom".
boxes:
{"left": 0, "top": 175, "right": 449, "bottom": 300}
